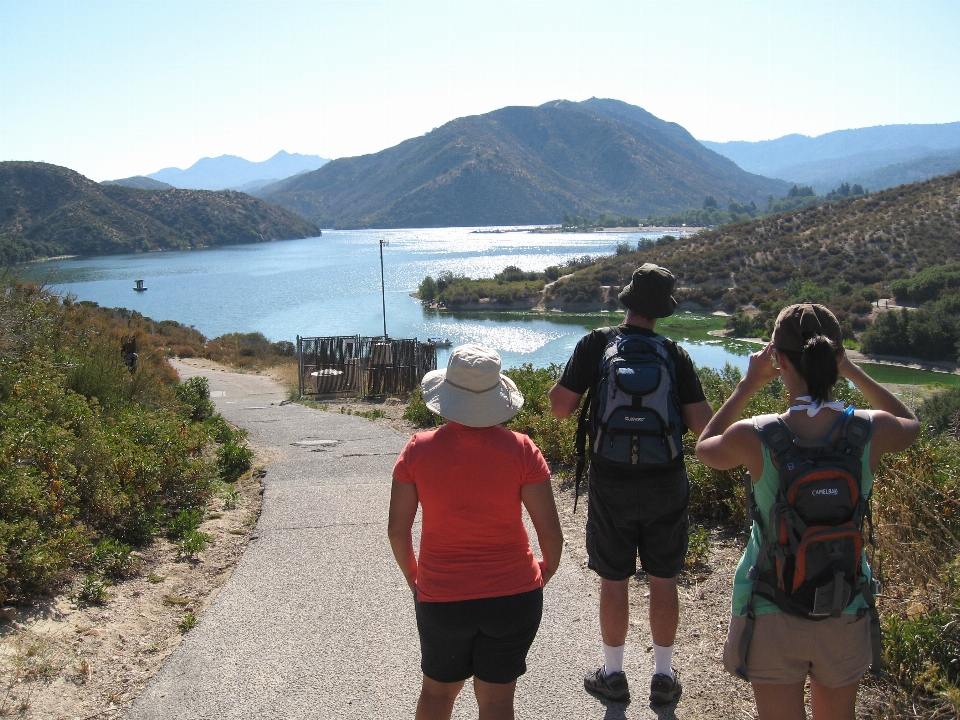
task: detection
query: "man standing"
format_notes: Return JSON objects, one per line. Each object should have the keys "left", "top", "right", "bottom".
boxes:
{"left": 549, "top": 263, "right": 712, "bottom": 705}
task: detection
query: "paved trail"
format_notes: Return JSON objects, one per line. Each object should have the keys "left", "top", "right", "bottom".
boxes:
{"left": 124, "top": 363, "right": 740, "bottom": 720}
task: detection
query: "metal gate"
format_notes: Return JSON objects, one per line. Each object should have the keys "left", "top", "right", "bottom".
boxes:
{"left": 297, "top": 335, "right": 437, "bottom": 397}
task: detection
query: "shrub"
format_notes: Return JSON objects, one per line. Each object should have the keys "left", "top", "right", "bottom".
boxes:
{"left": 217, "top": 441, "right": 253, "bottom": 482}
{"left": 176, "top": 376, "right": 215, "bottom": 421}
{"left": 402, "top": 389, "right": 442, "bottom": 427}
{"left": 917, "top": 387, "right": 960, "bottom": 434}
{"left": 91, "top": 538, "right": 142, "bottom": 579}
{"left": 74, "top": 574, "right": 112, "bottom": 604}
{"left": 176, "top": 530, "right": 212, "bottom": 559}
{"left": 167, "top": 508, "right": 203, "bottom": 539}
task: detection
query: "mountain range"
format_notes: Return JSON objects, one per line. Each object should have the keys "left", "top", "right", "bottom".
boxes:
{"left": 701, "top": 122, "right": 960, "bottom": 193}
{"left": 254, "top": 99, "right": 792, "bottom": 228}
{"left": 133, "top": 150, "right": 329, "bottom": 191}
{"left": 0, "top": 162, "right": 319, "bottom": 264}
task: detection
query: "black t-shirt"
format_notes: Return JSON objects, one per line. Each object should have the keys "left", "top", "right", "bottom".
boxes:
{"left": 557, "top": 324, "right": 707, "bottom": 477}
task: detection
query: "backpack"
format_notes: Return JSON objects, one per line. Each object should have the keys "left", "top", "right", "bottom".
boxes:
{"left": 732, "top": 407, "right": 884, "bottom": 680}
{"left": 573, "top": 328, "right": 684, "bottom": 510}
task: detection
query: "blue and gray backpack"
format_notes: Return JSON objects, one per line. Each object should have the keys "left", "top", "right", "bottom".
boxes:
{"left": 573, "top": 328, "right": 685, "bottom": 509}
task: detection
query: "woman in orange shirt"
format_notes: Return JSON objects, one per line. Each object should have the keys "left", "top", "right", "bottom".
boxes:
{"left": 389, "top": 344, "right": 564, "bottom": 720}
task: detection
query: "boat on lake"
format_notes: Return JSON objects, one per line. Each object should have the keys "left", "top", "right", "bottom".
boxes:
{"left": 426, "top": 337, "right": 452, "bottom": 347}
{"left": 133, "top": 279, "right": 147, "bottom": 292}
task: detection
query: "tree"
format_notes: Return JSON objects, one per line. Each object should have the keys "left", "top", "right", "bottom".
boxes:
{"left": 703, "top": 195, "right": 718, "bottom": 210}
{"left": 418, "top": 275, "right": 437, "bottom": 301}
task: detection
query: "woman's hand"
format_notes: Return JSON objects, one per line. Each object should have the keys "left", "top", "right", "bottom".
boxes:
{"left": 837, "top": 349, "right": 857, "bottom": 379}
{"left": 744, "top": 342, "right": 780, "bottom": 389}
{"left": 538, "top": 559, "right": 556, "bottom": 587}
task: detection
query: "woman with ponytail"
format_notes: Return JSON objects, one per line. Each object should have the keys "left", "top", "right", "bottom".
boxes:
{"left": 696, "top": 303, "right": 920, "bottom": 720}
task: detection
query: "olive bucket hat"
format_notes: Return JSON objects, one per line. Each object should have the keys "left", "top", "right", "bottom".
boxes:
{"left": 617, "top": 263, "right": 678, "bottom": 318}
{"left": 420, "top": 344, "right": 524, "bottom": 427}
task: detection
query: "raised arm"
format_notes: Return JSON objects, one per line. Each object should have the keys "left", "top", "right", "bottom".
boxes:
{"left": 387, "top": 480, "right": 419, "bottom": 594}
{"left": 838, "top": 352, "right": 920, "bottom": 457}
{"left": 521, "top": 479, "right": 564, "bottom": 586}
{"left": 696, "top": 342, "right": 779, "bottom": 472}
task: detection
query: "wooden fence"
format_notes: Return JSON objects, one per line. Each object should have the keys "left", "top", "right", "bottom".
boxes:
{"left": 297, "top": 335, "right": 437, "bottom": 397}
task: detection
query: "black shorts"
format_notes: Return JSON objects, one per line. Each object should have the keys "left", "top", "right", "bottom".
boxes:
{"left": 585, "top": 465, "right": 690, "bottom": 580}
{"left": 415, "top": 588, "right": 543, "bottom": 684}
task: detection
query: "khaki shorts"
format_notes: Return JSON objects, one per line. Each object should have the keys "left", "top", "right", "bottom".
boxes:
{"left": 723, "top": 612, "right": 872, "bottom": 687}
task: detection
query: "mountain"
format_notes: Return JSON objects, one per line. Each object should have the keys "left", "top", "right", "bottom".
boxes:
{"left": 0, "top": 162, "right": 320, "bottom": 264}
{"left": 144, "top": 150, "right": 328, "bottom": 191}
{"left": 255, "top": 99, "right": 791, "bottom": 228}
{"left": 846, "top": 148, "right": 960, "bottom": 193}
{"left": 101, "top": 176, "right": 174, "bottom": 190}
{"left": 701, "top": 122, "right": 960, "bottom": 191}
{"left": 547, "top": 171, "right": 960, "bottom": 314}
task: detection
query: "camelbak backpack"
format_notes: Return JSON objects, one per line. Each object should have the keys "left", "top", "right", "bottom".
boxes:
{"left": 573, "top": 328, "right": 684, "bottom": 509}
{"left": 733, "top": 406, "right": 884, "bottom": 679}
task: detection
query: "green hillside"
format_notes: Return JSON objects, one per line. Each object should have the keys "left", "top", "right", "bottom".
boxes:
{"left": 257, "top": 99, "right": 790, "bottom": 228}
{"left": 427, "top": 172, "right": 960, "bottom": 337}
{"left": 0, "top": 162, "right": 320, "bottom": 264}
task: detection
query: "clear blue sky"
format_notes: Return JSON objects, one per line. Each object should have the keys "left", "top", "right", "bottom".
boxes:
{"left": 2, "top": 0, "right": 958, "bottom": 181}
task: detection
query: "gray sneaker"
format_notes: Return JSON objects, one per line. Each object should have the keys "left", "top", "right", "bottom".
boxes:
{"left": 649, "top": 669, "right": 682, "bottom": 704}
{"left": 584, "top": 666, "right": 630, "bottom": 702}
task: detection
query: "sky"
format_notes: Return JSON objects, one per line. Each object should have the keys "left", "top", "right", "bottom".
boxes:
{"left": 1, "top": 0, "right": 958, "bottom": 181}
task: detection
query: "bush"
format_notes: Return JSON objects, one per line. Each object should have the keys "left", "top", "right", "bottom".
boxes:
{"left": 167, "top": 508, "right": 204, "bottom": 539}
{"left": 402, "top": 389, "right": 442, "bottom": 427}
{"left": 0, "top": 282, "right": 221, "bottom": 602}
{"left": 217, "top": 440, "right": 253, "bottom": 482}
{"left": 176, "top": 376, "right": 215, "bottom": 421}
{"left": 917, "top": 387, "right": 960, "bottom": 434}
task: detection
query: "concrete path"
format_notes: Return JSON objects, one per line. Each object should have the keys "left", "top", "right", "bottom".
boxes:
{"left": 124, "top": 363, "right": 683, "bottom": 720}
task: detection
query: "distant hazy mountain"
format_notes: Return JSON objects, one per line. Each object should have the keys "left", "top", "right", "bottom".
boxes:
{"left": 146, "top": 150, "right": 328, "bottom": 191}
{"left": 0, "top": 162, "right": 319, "bottom": 264}
{"left": 101, "top": 176, "right": 174, "bottom": 190}
{"left": 256, "top": 98, "right": 790, "bottom": 228}
{"left": 701, "top": 122, "right": 960, "bottom": 190}
{"left": 847, "top": 148, "right": 960, "bottom": 192}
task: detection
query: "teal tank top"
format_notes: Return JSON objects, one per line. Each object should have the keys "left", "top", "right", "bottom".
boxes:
{"left": 730, "top": 439, "right": 874, "bottom": 617}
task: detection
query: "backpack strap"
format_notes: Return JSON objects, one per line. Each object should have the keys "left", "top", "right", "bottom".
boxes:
{"left": 837, "top": 408, "right": 874, "bottom": 460}
{"left": 753, "top": 413, "right": 806, "bottom": 464}
{"left": 573, "top": 327, "right": 620, "bottom": 512}
{"left": 573, "top": 386, "right": 592, "bottom": 513}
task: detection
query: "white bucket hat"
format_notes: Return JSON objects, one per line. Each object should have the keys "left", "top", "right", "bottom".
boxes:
{"left": 421, "top": 344, "right": 524, "bottom": 427}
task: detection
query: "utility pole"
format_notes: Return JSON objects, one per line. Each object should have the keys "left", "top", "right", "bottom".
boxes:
{"left": 379, "top": 236, "right": 389, "bottom": 338}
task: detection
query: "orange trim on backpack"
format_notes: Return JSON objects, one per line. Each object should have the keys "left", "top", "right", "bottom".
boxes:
{"left": 792, "top": 522, "right": 863, "bottom": 593}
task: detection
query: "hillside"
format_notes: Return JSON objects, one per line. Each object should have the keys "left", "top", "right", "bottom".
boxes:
{"left": 846, "top": 148, "right": 960, "bottom": 194}
{"left": 256, "top": 98, "right": 790, "bottom": 228}
{"left": 102, "top": 176, "right": 175, "bottom": 190}
{"left": 544, "top": 172, "right": 960, "bottom": 321}
{"left": 701, "top": 122, "right": 960, "bottom": 190}
{"left": 146, "top": 150, "right": 329, "bottom": 191}
{"left": 0, "top": 162, "right": 320, "bottom": 264}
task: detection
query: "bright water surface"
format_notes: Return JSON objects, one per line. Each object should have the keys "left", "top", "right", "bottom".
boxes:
{"left": 21, "top": 227, "right": 751, "bottom": 372}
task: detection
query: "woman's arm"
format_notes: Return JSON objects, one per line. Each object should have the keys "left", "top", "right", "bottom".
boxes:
{"left": 696, "top": 342, "right": 779, "bottom": 472}
{"left": 521, "top": 479, "right": 564, "bottom": 586}
{"left": 387, "top": 480, "right": 419, "bottom": 594}
{"left": 838, "top": 352, "right": 921, "bottom": 456}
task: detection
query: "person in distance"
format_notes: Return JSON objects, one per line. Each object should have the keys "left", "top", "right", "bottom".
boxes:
{"left": 696, "top": 303, "right": 920, "bottom": 720}
{"left": 388, "top": 344, "right": 563, "bottom": 720}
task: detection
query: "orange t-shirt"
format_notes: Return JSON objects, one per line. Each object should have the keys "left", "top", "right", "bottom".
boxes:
{"left": 392, "top": 422, "right": 551, "bottom": 602}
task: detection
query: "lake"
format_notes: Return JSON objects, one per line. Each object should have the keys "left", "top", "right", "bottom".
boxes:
{"left": 17, "top": 227, "right": 759, "bottom": 373}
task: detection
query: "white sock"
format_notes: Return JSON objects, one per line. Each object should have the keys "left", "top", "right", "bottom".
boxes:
{"left": 602, "top": 642, "right": 624, "bottom": 675}
{"left": 652, "top": 643, "right": 674, "bottom": 678}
